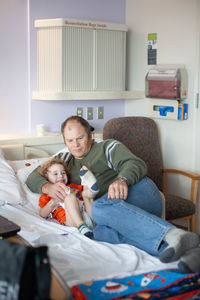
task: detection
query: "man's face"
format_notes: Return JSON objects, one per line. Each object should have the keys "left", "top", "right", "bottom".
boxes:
{"left": 63, "top": 120, "right": 92, "bottom": 159}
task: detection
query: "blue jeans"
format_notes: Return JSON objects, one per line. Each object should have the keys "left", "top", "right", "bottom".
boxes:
{"left": 92, "top": 177, "right": 174, "bottom": 256}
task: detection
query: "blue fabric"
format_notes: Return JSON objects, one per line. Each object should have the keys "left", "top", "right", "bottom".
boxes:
{"left": 92, "top": 177, "right": 174, "bottom": 256}
{"left": 72, "top": 269, "right": 200, "bottom": 300}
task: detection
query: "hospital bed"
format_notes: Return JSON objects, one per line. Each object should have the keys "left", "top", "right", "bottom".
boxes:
{"left": 0, "top": 135, "right": 199, "bottom": 299}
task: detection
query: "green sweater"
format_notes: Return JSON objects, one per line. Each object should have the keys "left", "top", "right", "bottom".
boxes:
{"left": 26, "top": 139, "right": 147, "bottom": 198}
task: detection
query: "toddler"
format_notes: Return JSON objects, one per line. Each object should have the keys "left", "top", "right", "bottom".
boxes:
{"left": 38, "top": 158, "right": 99, "bottom": 238}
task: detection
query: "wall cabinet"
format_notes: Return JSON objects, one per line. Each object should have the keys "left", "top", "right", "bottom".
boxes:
{"left": 32, "top": 18, "right": 143, "bottom": 100}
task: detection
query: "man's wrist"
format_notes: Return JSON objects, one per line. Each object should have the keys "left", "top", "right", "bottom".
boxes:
{"left": 118, "top": 176, "right": 128, "bottom": 184}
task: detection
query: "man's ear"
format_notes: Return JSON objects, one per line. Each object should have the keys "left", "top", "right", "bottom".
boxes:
{"left": 89, "top": 131, "right": 93, "bottom": 139}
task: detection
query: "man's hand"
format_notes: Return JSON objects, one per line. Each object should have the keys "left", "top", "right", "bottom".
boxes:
{"left": 108, "top": 178, "right": 128, "bottom": 200}
{"left": 42, "top": 182, "right": 68, "bottom": 202}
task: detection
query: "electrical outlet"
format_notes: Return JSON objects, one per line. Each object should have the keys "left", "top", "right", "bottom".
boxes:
{"left": 77, "top": 107, "right": 83, "bottom": 117}
{"left": 86, "top": 107, "right": 93, "bottom": 120}
{"left": 98, "top": 106, "right": 104, "bottom": 119}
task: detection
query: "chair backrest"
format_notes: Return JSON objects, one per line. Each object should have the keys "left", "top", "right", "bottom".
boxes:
{"left": 103, "top": 117, "right": 164, "bottom": 191}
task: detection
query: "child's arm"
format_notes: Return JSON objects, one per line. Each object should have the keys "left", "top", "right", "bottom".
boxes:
{"left": 39, "top": 199, "right": 59, "bottom": 218}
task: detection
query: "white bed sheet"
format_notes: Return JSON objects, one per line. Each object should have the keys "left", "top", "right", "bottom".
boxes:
{"left": 0, "top": 201, "right": 178, "bottom": 287}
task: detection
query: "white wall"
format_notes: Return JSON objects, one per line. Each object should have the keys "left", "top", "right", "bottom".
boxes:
{"left": 0, "top": 0, "right": 125, "bottom": 135}
{"left": 0, "top": 0, "right": 29, "bottom": 134}
{"left": 126, "top": 0, "right": 200, "bottom": 232}
{"left": 29, "top": 0, "right": 126, "bottom": 134}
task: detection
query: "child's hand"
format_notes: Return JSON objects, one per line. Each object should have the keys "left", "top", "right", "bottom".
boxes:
{"left": 65, "top": 186, "right": 71, "bottom": 195}
{"left": 65, "top": 186, "right": 78, "bottom": 196}
{"left": 49, "top": 199, "right": 60, "bottom": 210}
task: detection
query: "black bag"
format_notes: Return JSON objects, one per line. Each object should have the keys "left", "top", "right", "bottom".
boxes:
{"left": 0, "top": 240, "right": 51, "bottom": 300}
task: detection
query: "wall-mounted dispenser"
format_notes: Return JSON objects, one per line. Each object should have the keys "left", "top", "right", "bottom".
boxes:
{"left": 148, "top": 99, "right": 188, "bottom": 120}
{"left": 145, "top": 64, "right": 188, "bottom": 100}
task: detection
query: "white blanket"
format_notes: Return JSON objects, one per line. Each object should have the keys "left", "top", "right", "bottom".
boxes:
{"left": 0, "top": 202, "right": 177, "bottom": 287}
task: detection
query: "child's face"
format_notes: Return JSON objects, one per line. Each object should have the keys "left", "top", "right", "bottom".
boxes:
{"left": 47, "top": 163, "right": 68, "bottom": 184}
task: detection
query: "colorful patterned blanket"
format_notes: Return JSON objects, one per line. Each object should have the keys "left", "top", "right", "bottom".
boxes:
{"left": 71, "top": 269, "right": 200, "bottom": 299}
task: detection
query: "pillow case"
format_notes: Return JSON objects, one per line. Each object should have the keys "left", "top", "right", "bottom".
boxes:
{"left": 0, "top": 148, "right": 5, "bottom": 159}
{"left": 0, "top": 146, "right": 69, "bottom": 207}
{"left": 9, "top": 157, "right": 49, "bottom": 184}
{"left": 0, "top": 156, "right": 26, "bottom": 205}
{"left": 10, "top": 146, "right": 70, "bottom": 185}
{"left": 6, "top": 158, "right": 49, "bottom": 211}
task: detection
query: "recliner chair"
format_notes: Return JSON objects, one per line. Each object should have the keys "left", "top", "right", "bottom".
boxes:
{"left": 103, "top": 116, "right": 200, "bottom": 232}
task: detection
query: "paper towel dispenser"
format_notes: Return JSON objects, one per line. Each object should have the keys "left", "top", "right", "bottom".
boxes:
{"left": 145, "top": 65, "right": 188, "bottom": 100}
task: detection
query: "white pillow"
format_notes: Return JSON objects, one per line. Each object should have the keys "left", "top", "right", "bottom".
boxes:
{"left": 10, "top": 147, "right": 70, "bottom": 185}
{"left": 0, "top": 156, "right": 26, "bottom": 205}
{"left": 9, "top": 157, "right": 49, "bottom": 184}
{"left": 22, "top": 183, "right": 41, "bottom": 212}
{"left": 0, "top": 148, "right": 4, "bottom": 159}
{"left": 6, "top": 158, "right": 49, "bottom": 212}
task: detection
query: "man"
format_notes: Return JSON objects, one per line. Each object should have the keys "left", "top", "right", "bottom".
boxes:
{"left": 26, "top": 116, "right": 200, "bottom": 273}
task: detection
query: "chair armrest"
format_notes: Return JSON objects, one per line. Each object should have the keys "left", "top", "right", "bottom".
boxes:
{"left": 163, "top": 168, "right": 200, "bottom": 180}
{"left": 162, "top": 168, "right": 200, "bottom": 204}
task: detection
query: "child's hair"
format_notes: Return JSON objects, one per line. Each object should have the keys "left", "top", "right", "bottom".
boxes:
{"left": 39, "top": 158, "right": 70, "bottom": 179}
